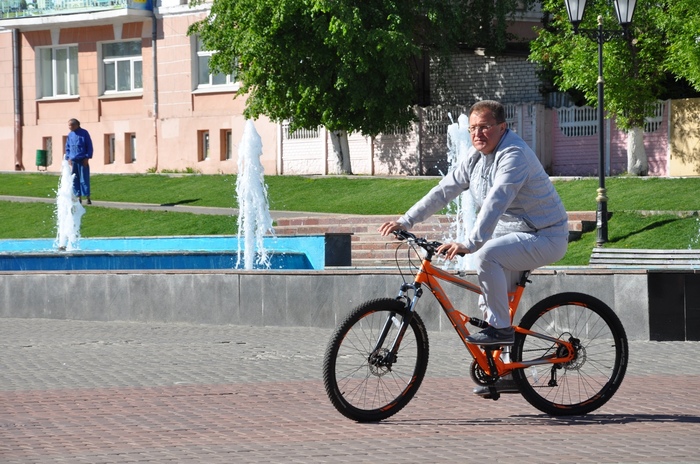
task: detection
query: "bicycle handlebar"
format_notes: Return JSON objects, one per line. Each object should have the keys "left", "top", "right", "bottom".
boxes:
{"left": 392, "top": 229, "right": 444, "bottom": 256}
{"left": 392, "top": 229, "right": 471, "bottom": 260}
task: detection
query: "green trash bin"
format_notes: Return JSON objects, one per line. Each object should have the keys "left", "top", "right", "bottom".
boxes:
{"left": 36, "top": 149, "right": 48, "bottom": 168}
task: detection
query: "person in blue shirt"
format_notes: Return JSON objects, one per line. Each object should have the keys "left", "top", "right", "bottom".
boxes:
{"left": 65, "top": 118, "right": 93, "bottom": 204}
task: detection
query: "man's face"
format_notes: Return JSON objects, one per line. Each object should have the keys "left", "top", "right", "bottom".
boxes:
{"left": 68, "top": 121, "right": 78, "bottom": 132}
{"left": 469, "top": 111, "right": 506, "bottom": 155}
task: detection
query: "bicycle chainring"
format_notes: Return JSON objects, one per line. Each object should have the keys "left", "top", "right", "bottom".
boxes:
{"left": 470, "top": 360, "right": 497, "bottom": 386}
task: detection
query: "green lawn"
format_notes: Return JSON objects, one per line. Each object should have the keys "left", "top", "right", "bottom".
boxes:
{"left": 2, "top": 173, "right": 699, "bottom": 266}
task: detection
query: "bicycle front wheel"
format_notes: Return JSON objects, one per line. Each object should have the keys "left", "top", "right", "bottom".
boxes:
{"left": 323, "top": 298, "right": 429, "bottom": 422}
{"left": 512, "top": 292, "right": 628, "bottom": 416}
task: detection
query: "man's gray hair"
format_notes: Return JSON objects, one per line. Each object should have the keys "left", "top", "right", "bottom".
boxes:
{"left": 469, "top": 100, "right": 506, "bottom": 124}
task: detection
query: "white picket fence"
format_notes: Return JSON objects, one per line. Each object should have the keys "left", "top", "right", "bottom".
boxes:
{"left": 278, "top": 101, "right": 667, "bottom": 176}
{"left": 556, "top": 101, "right": 665, "bottom": 137}
{"left": 278, "top": 103, "right": 537, "bottom": 176}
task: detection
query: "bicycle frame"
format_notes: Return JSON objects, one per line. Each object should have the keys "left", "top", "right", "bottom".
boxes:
{"left": 389, "top": 252, "right": 576, "bottom": 380}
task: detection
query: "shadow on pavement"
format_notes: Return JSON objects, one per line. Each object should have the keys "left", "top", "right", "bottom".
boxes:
{"left": 382, "top": 413, "right": 700, "bottom": 427}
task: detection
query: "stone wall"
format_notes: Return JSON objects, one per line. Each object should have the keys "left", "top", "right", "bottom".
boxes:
{"left": 0, "top": 268, "right": 660, "bottom": 341}
{"left": 431, "top": 51, "right": 545, "bottom": 106}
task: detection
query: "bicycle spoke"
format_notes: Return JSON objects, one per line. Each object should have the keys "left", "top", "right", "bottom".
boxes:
{"left": 323, "top": 298, "right": 429, "bottom": 422}
{"left": 513, "top": 293, "right": 627, "bottom": 416}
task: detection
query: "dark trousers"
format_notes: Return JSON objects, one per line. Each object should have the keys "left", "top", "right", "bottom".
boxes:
{"left": 71, "top": 160, "right": 90, "bottom": 197}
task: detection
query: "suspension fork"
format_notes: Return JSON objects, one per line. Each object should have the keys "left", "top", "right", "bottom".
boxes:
{"left": 370, "top": 282, "right": 423, "bottom": 363}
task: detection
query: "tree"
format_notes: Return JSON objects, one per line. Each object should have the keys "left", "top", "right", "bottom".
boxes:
{"left": 188, "top": 0, "right": 535, "bottom": 174}
{"left": 530, "top": 0, "right": 671, "bottom": 176}
{"left": 660, "top": 0, "right": 700, "bottom": 91}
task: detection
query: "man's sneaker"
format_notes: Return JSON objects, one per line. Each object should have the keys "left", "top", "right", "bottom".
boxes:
{"left": 465, "top": 326, "right": 515, "bottom": 346}
{"left": 473, "top": 377, "right": 520, "bottom": 399}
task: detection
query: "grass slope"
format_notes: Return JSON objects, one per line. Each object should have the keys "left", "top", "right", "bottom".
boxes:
{"left": 2, "top": 173, "right": 699, "bottom": 265}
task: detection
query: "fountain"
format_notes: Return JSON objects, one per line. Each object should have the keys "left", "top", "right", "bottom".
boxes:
{"left": 445, "top": 113, "right": 476, "bottom": 271}
{"left": 0, "top": 235, "right": 322, "bottom": 271}
{"left": 0, "top": 118, "right": 342, "bottom": 271}
{"left": 236, "top": 120, "right": 275, "bottom": 270}
{"left": 54, "top": 160, "right": 85, "bottom": 251}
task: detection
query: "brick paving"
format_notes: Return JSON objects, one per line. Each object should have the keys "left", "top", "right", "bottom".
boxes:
{"left": 1, "top": 318, "right": 700, "bottom": 463}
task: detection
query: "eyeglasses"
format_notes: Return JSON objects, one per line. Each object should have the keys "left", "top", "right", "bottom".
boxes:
{"left": 468, "top": 123, "right": 500, "bottom": 134}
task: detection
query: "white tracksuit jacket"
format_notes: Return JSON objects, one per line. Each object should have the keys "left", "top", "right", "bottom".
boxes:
{"left": 397, "top": 129, "right": 569, "bottom": 328}
{"left": 398, "top": 129, "right": 568, "bottom": 250}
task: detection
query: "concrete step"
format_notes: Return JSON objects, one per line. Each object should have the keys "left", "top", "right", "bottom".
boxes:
{"left": 275, "top": 213, "right": 595, "bottom": 233}
{"left": 273, "top": 212, "right": 597, "bottom": 268}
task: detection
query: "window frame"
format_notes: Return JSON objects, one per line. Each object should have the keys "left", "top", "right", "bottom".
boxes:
{"left": 192, "top": 36, "right": 239, "bottom": 92}
{"left": 220, "top": 129, "right": 232, "bottom": 161}
{"left": 36, "top": 44, "right": 79, "bottom": 99}
{"left": 198, "top": 130, "right": 210, "bottom": 161}
{"left": 125, "top": 132, "right": 137, "bottom": 163}
{"left": 100, "top": 40, "right": 143, "bottom": 96}
{"left": 105, "top": 134, "right": 116, "bottom": 165}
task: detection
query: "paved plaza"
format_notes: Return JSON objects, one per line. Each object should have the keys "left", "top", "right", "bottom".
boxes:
{"left": 1, "top": 317, "right": 700, "bottom": 463}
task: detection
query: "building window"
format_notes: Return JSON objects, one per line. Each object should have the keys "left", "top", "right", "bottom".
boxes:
{"left": 102, "top": 41, "right": 142, "bottom": 94}
{"left": 42, "top": 137, "right": 53, "bottom": 166}
{"left": 38, "top": 46, "right": 79, "bottom": 98}
{"left": 198, "top": 130, "right": 210, "bottom": 161}
{"left": 126, "top": 133, "right": 136, "bottom": 163}
{"left": 105, "top": 134, "right": 115, "bottom": 164}
{"left": 221, "top": 129, "right": 232, "bottom": 160}
{"left": 195, "top": 37, "right": 237, "bottom": 89}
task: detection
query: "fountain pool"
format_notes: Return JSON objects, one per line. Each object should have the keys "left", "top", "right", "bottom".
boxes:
{"left": 0, "top": 235, "right": 330, "bottom": 271}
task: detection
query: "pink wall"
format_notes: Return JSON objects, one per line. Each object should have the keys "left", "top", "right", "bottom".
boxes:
{"left": 0, "top": 31, "right": 16, "bottom": 167}
{"left": 551, "top": 103, "right": 669, "bottom": 177}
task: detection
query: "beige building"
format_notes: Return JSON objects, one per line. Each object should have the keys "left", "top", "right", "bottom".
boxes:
{"left": 0, "top": 0, "right": 278, "bottom": 175}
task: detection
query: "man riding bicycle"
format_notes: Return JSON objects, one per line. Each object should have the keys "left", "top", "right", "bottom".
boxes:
{"left": 378, "top": 100, "right": 569, "bottom": 396}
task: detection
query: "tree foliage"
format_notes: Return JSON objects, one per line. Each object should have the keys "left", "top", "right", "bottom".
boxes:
{"left": 530, "top": 0, "right": 665, "bottom": 130}
{"left": 660, "top": 0, "right": 700, "bottom": 91}
{"left": 530, "top": 0, "right": 700, "bottom": 131}
{"left": 188, "top": 0, "right": 536, "bottom": 137}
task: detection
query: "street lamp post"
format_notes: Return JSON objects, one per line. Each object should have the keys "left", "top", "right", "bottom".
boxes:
{"left": 564, "top": 0, "right": 637, "bottom": 246}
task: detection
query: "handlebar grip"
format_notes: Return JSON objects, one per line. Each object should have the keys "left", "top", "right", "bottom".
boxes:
{"left": 393, "top": 229, "right": 415, "bottom": 241}
{"left": 469, "top": 317, "right": 489, "bottom": 329}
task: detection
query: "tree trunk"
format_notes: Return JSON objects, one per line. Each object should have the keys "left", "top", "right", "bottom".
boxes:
{"left": 627, "top": 126, "right": 648, "bottom": 176}
{"left": 328, "top": 130, "right": 353, "bottom": 175}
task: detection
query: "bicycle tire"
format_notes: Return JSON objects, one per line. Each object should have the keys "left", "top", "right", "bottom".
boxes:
{"left": 511, "top": 292, "right": 628, "bottom": 416}
{"left": 323, "top": 298, "right": 429, "bottom": 422}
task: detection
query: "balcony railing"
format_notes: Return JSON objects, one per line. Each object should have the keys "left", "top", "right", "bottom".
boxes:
{"left": 0, "top": 0, "right": 150, "bottom": 20}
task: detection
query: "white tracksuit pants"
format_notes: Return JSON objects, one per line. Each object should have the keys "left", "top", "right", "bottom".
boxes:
{"left": 473, "top": 231, "right": 569, "bottom": 329}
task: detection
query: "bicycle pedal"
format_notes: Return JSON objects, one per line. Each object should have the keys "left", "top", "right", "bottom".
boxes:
{"left": 488, "top": 386, "right": 500, "bottom": 401}
{"left": 474, "top": 385, "right": 502, "bottom": 400}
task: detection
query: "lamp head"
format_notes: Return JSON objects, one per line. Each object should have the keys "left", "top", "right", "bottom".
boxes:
{"left": 613, "top": 0, "right": 637, "bottom": 28}
{"left": 564, "top": 0, "right": 587, "bottom": 32}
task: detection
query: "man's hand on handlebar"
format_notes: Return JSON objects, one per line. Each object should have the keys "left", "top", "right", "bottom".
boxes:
{"left": 437, "top": 242, "right": 470, "bottom": 260}
{"left": 378, "top": 221, "right": 406, "bottom": 237}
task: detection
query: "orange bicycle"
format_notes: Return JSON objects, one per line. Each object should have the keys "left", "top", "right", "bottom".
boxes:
{"left": 323, "top": 230, "right": 628, "bottom": 422}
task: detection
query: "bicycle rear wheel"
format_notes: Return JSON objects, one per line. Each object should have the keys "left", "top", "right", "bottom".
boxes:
{"left": 511, "top": 292, "right": 628, "bottom": 416}
{"left": 323, "top": 298, "right": 429, "bottom": 422}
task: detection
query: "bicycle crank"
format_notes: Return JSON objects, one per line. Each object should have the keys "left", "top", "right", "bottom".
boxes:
{"left": 470, "top": 360, "right": 497, "bottom": 386}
